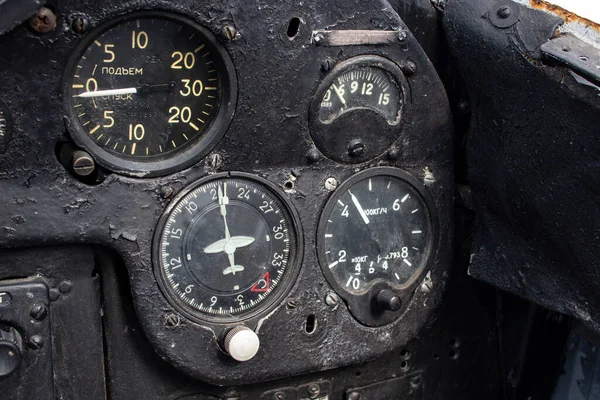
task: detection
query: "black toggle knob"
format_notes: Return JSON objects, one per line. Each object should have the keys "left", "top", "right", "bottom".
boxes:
{"left": 376, "top": 289, "right": 402, "bottom": 312}
{"left": 0, "top": 326, "right": 22, "bottom": 377}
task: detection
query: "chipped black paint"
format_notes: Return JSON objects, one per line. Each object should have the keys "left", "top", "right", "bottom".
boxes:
{"left": 0, "top": 0, "right": 453, "bottom": 385}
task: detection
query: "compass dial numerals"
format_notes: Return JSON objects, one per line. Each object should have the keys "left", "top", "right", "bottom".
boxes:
{"left": 156, "top": 176, "right": 299, "bottom": 321}
{"left": 320, "top": 171, "right": 432, "bottom": 294}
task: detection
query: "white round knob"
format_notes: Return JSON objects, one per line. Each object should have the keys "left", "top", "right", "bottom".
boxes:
{"left": 224, "top": 326, "right": 260, "bottom": 362}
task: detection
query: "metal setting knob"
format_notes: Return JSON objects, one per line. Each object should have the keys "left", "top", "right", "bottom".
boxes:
{"left": 376, "top": 289, "right": 402, "bottom": 312}
{"left": 223, "top": 326, "right": 260, "bottom": 362}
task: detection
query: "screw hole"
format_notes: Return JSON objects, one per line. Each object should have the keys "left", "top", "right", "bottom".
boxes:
{"left": 284, "top": 180, "right": 295, "bottom": 191}
{"left": 400, "top": 360, "right": 410, "bottom": 370}
{"left": 562, "top": 47, "right": 570, "bottom": 52}
{"left": 305, "top": 314, "right": 317, "bottom": 334}
{"left": 449, "top": 337, "right": 460, "bottom": 348}
{"left": 580, "top": 55, "right": 589, "bottom": 62}
{"left": 355, "top": 371, "right": 361, "bottom": 377}
{"left": 410, "top": 376, "right": 422, "bottom": 387}
{"left": 400, "top": 348, "right": 410, "bottom": 358}
{"left": 287, "top": 17, "right": 301, "bottom": 39}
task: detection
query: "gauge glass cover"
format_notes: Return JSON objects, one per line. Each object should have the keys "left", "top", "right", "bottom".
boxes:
{"left": 154, "top": 174, "right": 301, "bottom": 322}
{"left": 318, "top": 65, "right": 402, "bottom": 125}
{"left": 64, "top": 12, "right": 236, "bottom": 176}
{"left": 318, "top": 169, "right": 433, "bottom": 295}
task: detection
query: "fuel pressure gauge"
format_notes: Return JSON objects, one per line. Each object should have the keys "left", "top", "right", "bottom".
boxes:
{"left": 310, "top": 56, "right": 410, "bottom": 164}
{"left": 317, "top": 168, "right": 437, "bottom": 326}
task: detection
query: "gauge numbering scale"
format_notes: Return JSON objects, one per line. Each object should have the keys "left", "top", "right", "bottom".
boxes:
{"left": 317, "top": 168, "right": 436, "bottom": 326}
{"left": 63, "top": 11, "right": 237, "bottom": 176}
{"left": 154, "top": 174, "right": 302, "bottom": 324}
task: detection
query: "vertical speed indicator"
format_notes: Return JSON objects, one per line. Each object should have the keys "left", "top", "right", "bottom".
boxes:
{"left": 63, "top": 11, "right": 237, "bottom": 176}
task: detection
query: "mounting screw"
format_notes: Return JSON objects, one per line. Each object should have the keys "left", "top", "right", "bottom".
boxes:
{"left": 313, "top": 33, "right": 324, "bottom": 45}
{"left": 308, "top": 384, "right": 320, "bottom": 399}
{"left": 160, "top": 186, "right": 174, "bottom": 199}
{"left": 325, "top": 177, "right": 338, "bottom": 191}
{"left": 348, "top": 392, "right": 361, "bottom": 400}
{"left": 457, "top": 100, "right": 471, "bottom": 114}
{"left": 49, "top": 289, "right": 60, "bottom": 301}
{"left": 29, "top": 7, "right": 56, "bottom": 33}
{"left": 286, "top": 298, "right": 297, "bottom": 309}
{"left": 208, "top": 153, "right": 223, "bottom": 170}
{"left": 223, "top": 25, "right": 240, "bottom": 41}
{"left": 497, "top": 5, "right": 512, "bottom": 19}
{"left": 421, "top": 271, "right": 433, "bottom": 293}
{"left": 402, "top": 60, "right": 418, "bottom": 77}
{"left": 397, "top": 30, "right": 408, "bottom": 43}
{"left": 165, "top": 313, "right": 180, "bottom": 327}
{"left": 387, "top": 146, "right": 400, "bottom": 161}
{"left": 58, "top": 281, "right": 72, "bottom": 294}
{"left": 72, "top": 150, "right": 95, "bottom": 177}
{"left": 30, "top": 304, "right": 48, "bottom": 321}
{"left": 307, "top": 148, "right": 320, "bottom": 163}
{"left": 72, "top": 17, "right": 89, "bottom": 34}
{"left": 421, "top": 279, "right": 433, "bottom": 293}
{"left": 325, "top": 292, "right": 339, "bottom": 307}
{"left": 348, "top": 140, "right": 365, "bottom": 157}
{"left": 423, "top": 168, "right": 436, "bottom": 186}
{"left": 321, "top": 59, "right": 333, "bottom": 72}
{"left": 273, "top": 392, "right": 286, "bottom": 400}
{"left": 28, "top": 335, "right": 44, "bottom": 350}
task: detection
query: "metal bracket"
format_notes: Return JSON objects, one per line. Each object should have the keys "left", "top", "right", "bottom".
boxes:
{"left": 311, "top": 30, "right": 407, "bottom": 46}
{"left": 541, "top": 33, "right": 600, "bottom": 85}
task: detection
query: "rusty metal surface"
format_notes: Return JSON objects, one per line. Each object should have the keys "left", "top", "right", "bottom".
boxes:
{"left": 528, "top": 0, "right": 600, "bottom": 30}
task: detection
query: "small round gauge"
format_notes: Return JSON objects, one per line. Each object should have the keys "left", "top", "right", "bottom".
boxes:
{"left": 154, "top": 173, "right": 302, "bottom": 323}
{"left": 317, "top": 168, "right": 436, "bottom": 326}
{"left": 309, "top": 56, "right": 409, "bottom": 163}
{"left": 63, "top": 11, "right": 237, "bottom": 177}
{"left": 319, "top": 64, "right": 402, "bottom": 125}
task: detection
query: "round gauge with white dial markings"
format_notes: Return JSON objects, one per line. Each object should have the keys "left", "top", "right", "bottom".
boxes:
{"left": 317, "top": 168, "right": 435, "bottom": 325}
{"left": 154, "top": 174, "right": 301, "bottom": 323}
{"left": 63, "top": 11, "right": 236, "bottom": 177}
